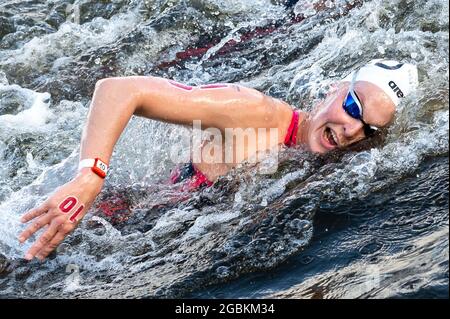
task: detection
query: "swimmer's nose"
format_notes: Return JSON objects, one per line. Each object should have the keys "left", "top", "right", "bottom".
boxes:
{"left": 343, "top": 119, "right": 365, "bottom": 141}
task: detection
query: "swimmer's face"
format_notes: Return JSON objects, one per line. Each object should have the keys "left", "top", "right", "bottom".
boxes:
{"left": 305, "top": 81, "right": 396, "bottom": 153}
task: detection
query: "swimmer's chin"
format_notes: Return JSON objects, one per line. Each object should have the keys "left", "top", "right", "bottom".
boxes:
{"left": 304, "top": 141, "right": 338, "bottom": 154}
{"left": 310, "top": 148, "right": 330, "bottom": 154}
{"left": 301, "top": 143, "right": 326, "bottom": 154}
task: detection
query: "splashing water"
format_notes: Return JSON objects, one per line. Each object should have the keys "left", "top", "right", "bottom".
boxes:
{"left": 0, "top": 0, "right": 448, "bottom": 298}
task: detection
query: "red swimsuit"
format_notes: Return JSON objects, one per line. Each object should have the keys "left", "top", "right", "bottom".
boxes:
{"left": 170, "top": 110, "right": 300, "bottom": 189}
{"left": 283, "top": 110, "right": 300, "bottom": 147}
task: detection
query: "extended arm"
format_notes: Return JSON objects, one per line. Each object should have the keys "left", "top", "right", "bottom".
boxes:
{"left": 18, "top": 76, "right": 292, "bottom": 261}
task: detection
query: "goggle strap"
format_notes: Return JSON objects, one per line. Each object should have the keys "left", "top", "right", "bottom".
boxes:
{"left": 348, "top": 68, "right": 381, "bottom": 135}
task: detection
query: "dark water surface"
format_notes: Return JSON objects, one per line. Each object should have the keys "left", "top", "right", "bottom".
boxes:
{"left": 190, "top": 155, "right": 449, "bottom": 298}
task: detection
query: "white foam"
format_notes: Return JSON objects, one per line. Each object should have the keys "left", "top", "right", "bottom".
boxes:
{"left": 0, "top": 72, "right": 8, "bottom": 85}
{"left": 2, "top": 10, "right": 142, "bottom": 68}
{"left": 182, "top": 211, "right": 241, "bottom": 239}
{"left": 0, "top": 89, "right": 52, "bottom": 132}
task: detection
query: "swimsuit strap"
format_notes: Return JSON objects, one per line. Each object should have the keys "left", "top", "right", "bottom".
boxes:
{"left": 170, "top": 162, "right": 213, "bottom": 189}
{"left": 283, "top": 110, "right": 300, "bottom": 147}
{"left": 189, "top": 165, "right": 214, "bottom": 189}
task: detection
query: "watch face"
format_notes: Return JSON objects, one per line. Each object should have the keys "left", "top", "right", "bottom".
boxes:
{"left": 95, "top": 159, "right": 108, "bottom": 173}
{"left": 92, "top": 158, "right": 108, "bottom": 178}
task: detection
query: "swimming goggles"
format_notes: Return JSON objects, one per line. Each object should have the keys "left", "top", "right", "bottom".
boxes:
{"left": 342, "top": 70, "right": 379, "bottom": 137}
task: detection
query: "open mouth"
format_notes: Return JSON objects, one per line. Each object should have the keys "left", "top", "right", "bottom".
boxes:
{"left": 324, "top": 127, "right": 338, "bottom": 147}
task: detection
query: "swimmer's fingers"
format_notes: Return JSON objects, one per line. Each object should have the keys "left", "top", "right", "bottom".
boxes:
{"left": 24, "top": 221, "right": 60, "bottom": 261}
{"left": 36, "top": 225, "right": 73, "bottom": 260}
{"left": 20, "top": 203, "right": 49, "bottom": 223}
{"left": 18, "top": 213, "right": 53, "bottom": 245}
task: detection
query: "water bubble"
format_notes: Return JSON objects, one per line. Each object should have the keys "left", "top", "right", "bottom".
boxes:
{"left": 293, "top": 2, "right": 317, "bottom": 18}
{"left": 0, "top": 72, "right": 8, "bottom": 85}
{"left": 325, "top": 0, "right": 334, "bottom": 8}
{"left": 25, "top": 152, "right": 38, "bottom": 171}
{"left": 300, "top": 255, "right": 314, "bottom": 265}
{"left": 359, "top": 241, "right": 384, "bottom": 255}
{"left": 224, "top": 21, "right": 235, "bottom": 28}
{"left": 57, "top": 243, "right": 73, "bottom": 254}
{"left": 216, "top": 266, "right": 231, "bottom": 278}
{"left": 260, "top": 198, "right": 268, "bottom": 207}
{"left": 288, "top": 219, "right": 311, "bottom": 232}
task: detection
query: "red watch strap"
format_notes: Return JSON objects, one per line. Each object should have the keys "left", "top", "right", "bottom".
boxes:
{"left": 79, "top": 158, "right": 108, "bottom": 179}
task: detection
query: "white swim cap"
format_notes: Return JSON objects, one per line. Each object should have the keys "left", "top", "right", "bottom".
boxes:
{"left": 343, "top": 59, "right": 419, "bottom": 106}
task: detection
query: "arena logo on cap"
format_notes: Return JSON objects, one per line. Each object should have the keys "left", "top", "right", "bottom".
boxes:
{"left": 388, "top": 81, "right": 404, "bottom": 98}
{"left": 375, "top": 62, "right": 404, "bottom": 70}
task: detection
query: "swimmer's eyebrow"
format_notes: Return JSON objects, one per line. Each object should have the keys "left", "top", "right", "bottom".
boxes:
{"left": 354, "top": 87, "right": 378, "bottom": 124}
{"left": 355, "top": 88, "right": 393, "bottom": 127}
{"left": 355, "top": 88, "right": 368, "bottom": 109}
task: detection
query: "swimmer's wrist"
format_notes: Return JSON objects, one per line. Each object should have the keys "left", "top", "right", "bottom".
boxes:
{"left": 76, "top": 168, "right": 105, "bottom": 192}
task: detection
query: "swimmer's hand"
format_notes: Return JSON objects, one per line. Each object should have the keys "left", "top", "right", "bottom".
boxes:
{"left": 18, "top": 169, "right": 104, "bottom": 261}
